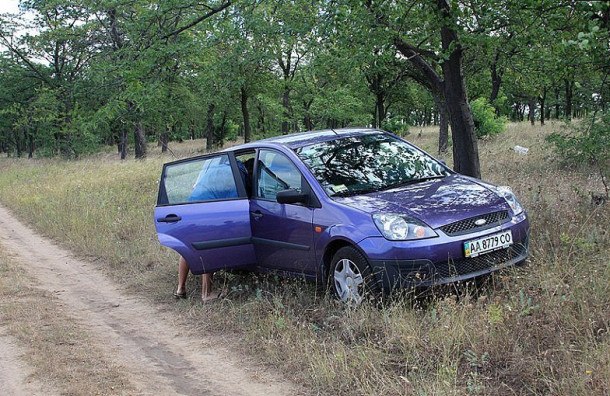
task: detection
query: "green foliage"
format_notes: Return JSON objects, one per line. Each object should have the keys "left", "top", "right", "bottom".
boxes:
{"left": 382, "top": 116, "right": 410, "bottom": 137}
{"left": 0, "top": 0, "right": 608, "bottom": 159}
{"left": 546, "top": 111, "right": 610, "bottom": 195}
{"left": 470, "top": 98, "right": 506, "bottom": 138}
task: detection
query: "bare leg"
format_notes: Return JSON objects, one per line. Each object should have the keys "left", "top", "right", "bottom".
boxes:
{"left": 201, "top": 273, "right": 220, "bottom": 301}
{"left": 175, "top": 256, "right": 189, "bottom": 297}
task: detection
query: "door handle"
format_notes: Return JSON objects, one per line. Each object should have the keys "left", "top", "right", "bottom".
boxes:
{"left": 251, "top": 210, "right": 263, "bottom": 220}
{"left": 157, "top": 214, "right": 182, "bottom": 223}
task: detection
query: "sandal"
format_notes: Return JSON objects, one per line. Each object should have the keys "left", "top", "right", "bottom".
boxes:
{"left": 173, "top": 290, "right": 187, "bottom": 299}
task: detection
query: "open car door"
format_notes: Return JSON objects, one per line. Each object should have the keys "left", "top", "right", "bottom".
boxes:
{"left": 154, "top": 152, "right": 255, "bottom": 274}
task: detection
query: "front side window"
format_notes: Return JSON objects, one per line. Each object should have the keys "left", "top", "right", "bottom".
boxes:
{"left": 295, "top": 133, "right": 449, "bottom": 197}
{"left": 256, "top": 150, "right": 302, "bottom": 200}
{"left": 160, "top": 154, "right": 238, "bottom": 205}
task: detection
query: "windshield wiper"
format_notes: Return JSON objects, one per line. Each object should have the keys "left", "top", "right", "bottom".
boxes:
{"left": 332, "top": 175, "right": 446, "bottom": 198}
{"left": 381, "top": 175, "right": 446, "bottom": 191}
{"left": 332, "top": 186, "right": 384, "bottom": 197}
{"left": 411, "top": 175, "right": 447, "bottom": 183}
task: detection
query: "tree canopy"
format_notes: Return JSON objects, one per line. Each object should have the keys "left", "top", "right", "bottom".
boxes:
{"left": 1, "top": 1, "right": 608, "bottom": 174}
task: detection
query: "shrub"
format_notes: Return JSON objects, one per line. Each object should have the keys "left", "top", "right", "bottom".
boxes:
{"left": 382, "top": 116, "right": 410, "bottom": 137}
{"left": 471, "top": 97, "right": 506, "bottom": 138}
{"left": 546, "top": 111, "right": 610, "bottom": 197}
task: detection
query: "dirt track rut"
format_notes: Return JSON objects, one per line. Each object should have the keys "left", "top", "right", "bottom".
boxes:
{"left": 0, "top": 204, "right": 296, "bottom": 395}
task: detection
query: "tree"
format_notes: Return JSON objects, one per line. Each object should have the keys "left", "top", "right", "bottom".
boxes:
{"left": 352, "top": 0, "right": 480, "bottom": 177}
{"left": 1, "top": 0, "right": 607, "bottom": 161}
{"left": 0, "top": 0, "right": 100, "bottom": 157}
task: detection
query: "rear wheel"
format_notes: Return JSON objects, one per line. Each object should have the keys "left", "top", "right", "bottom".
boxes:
{"left": 329, "top": 246, "right": 380, "bottom": 305}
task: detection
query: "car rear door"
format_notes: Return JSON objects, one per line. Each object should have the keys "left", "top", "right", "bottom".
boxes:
{"left": 155, "top": 152, "right": 255, "bottom": 274}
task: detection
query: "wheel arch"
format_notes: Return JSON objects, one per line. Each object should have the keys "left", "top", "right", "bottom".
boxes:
{"left": 320, "top": 238, "right": 368, "bottom": 280}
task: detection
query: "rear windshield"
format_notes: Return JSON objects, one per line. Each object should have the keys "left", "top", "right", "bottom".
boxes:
{"left": 294, "top": 134, "right": 449, "bottom": 197}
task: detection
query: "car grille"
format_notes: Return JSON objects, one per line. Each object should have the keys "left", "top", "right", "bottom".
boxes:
{"left": 434, "top": 242, "right": 527, "bottom": 279}
{"left": 440, "top": 210, "right": 510, "bottom": 236}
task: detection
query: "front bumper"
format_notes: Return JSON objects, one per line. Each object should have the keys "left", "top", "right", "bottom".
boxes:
{"left": 358, "top": 212, "right": 530, "bottom": 291}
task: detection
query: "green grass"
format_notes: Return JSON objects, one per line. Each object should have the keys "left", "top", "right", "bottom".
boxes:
{"left": 0, "top": 123, "right": 608, "bottom": 395}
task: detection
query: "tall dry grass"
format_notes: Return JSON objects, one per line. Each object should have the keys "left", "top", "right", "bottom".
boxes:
{"left": 0, "top": 122, "right": 608, "bottom": 395}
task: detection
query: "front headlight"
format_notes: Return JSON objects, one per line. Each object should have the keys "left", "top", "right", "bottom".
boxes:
{"left": 372, "top": 213, "right": 438, "bottom": 241}
{"left": 496, "top": 186, "right": 523, "bottom": 216}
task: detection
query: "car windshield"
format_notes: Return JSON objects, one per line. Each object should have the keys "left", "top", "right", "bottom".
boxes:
{"left": 295, "top": 133, "right": 449, "bottom": 197}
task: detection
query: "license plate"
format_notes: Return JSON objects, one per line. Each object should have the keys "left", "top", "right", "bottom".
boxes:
{"left": 464, "top": 230, "right": 513, "bottom": 258}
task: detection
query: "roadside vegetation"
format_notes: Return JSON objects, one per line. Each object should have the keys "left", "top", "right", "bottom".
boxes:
{"left": 0, "top": 122, "right": 607, "bottom": 395}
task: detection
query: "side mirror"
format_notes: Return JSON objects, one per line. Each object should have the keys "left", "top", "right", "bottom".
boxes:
{"left": 276, "top": 189, "right": 308, "bottom": 205}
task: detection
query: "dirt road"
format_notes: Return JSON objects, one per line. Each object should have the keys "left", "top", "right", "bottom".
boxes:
{"left": 0, "top": 204, "right": 297, "bottom": 395}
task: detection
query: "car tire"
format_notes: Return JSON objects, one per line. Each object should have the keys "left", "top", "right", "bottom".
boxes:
{"left": 329, "top": 246, "right": 380, "bottom": 305}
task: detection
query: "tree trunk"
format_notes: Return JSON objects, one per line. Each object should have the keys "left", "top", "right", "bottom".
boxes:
{"left": 13, "top": 130, "right": 22, "bottom": 157}
{"left": 258, "top": 103, "right": 266, "bottom": 135}
{"left": 303, "top": 114, "right": 313, "bottom": 131}
{"left": 433, "top": 92, "right": 449, "bottom": 154}
{"left": 443, "top": 72, "right": 480, "bottom": 177}
{"left": 279, "top": 52, "right": 293, "bottom": 135}
{"left": 241, "top": 86, "right": 251, "bottom": 143}
{"left": 376, "top": 91, "right": 386, "bottom": 128}
{"left": 0, "top": 132, "right": 7, "bottom": 155}
{"left": 120, "top": 129, "right": 127, "bottom": 160}
{"left": 26, "top": 127, "right": 34, "bottom": 158}
{"left": 438, "top": 0, "right": 480, "bottom": 178}
{"left": 134, "top": 120, "right": 147, "bottom": 159}
{"left": 160, "top": 124, "right": 169, "bottom": 153}
{"left": 519, "top": 104, "right": 525, "bottom": 121}
{"left": 539, "top": 91, "right": 546, "bottom": 126}
{"left": 372, "top": 106, "right": 378, "bottom": 128}
{"left": 281, "top": 87, "right": 290, "bottom": 135}
{"left": 219, "top": 113, "right": 227, "bottom": 145}
{"left": 206, "top": 102, "right": 215, "bottom": 151}
{"left": 189, "top": 122, "right": 195, "bottom": 140}
{"left": 528, "top": 98, "right": 536, "bottom": 125}
{"left": 489, "top": 53, "right": 502, "bottom": 105}
{"left": 554, "top": 87, "right": 560, "bottom": 119}
{"left": 564, "top": 79, "right": 573, "bottom": 121}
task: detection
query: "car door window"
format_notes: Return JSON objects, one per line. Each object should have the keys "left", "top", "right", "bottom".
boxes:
{"left": 159, "top": 154, "right": 239, "bottom": 205}
{"left": 256, "top": 150, "right": 302, "bottom": 200}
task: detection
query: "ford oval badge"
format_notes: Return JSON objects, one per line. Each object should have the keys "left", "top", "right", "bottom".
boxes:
{"left": 474, "top": 218, "right": 487, "bottom": 226}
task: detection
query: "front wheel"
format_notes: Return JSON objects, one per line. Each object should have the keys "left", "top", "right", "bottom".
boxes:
{"left": 329, "top": 246, "right": 380, "bottom": 305}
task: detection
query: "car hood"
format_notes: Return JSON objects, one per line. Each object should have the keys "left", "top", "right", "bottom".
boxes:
{"left": 333, "top": 174, "right": 509, "bottom": 228}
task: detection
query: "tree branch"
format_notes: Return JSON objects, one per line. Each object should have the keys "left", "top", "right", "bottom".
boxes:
{"left": 159, "top": 1, "right": 232, "bottom": 41}
{"left": 394, "top": 37, "right": 443, "bottom": 92}
{"left": 0, "top": 33, "right": 55, "bottom": 87}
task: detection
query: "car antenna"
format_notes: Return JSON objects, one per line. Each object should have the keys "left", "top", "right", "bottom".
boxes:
{"left": 331, "top": 128, "right": 338, "bottom": 136}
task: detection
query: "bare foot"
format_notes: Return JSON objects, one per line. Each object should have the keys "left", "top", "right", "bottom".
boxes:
{"left": 201, "top": 290, "right": 221, "bottom": 302}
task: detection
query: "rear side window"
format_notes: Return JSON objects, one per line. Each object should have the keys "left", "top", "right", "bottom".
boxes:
{"left": 160, "top": 154, "right": 238, "bottom": 205}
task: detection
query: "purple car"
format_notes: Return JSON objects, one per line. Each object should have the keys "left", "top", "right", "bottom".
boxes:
{"left": 155, "top": 128, "right": 529, "bottom": 304}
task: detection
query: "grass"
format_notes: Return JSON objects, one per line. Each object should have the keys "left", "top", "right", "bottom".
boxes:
{"left": 0, "top": 122, "right": 608, "bottom": 395}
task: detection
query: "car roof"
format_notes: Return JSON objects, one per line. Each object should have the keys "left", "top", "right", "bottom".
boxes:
{"left": 233, "top": 127, "right": 384, "bottom": 150}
